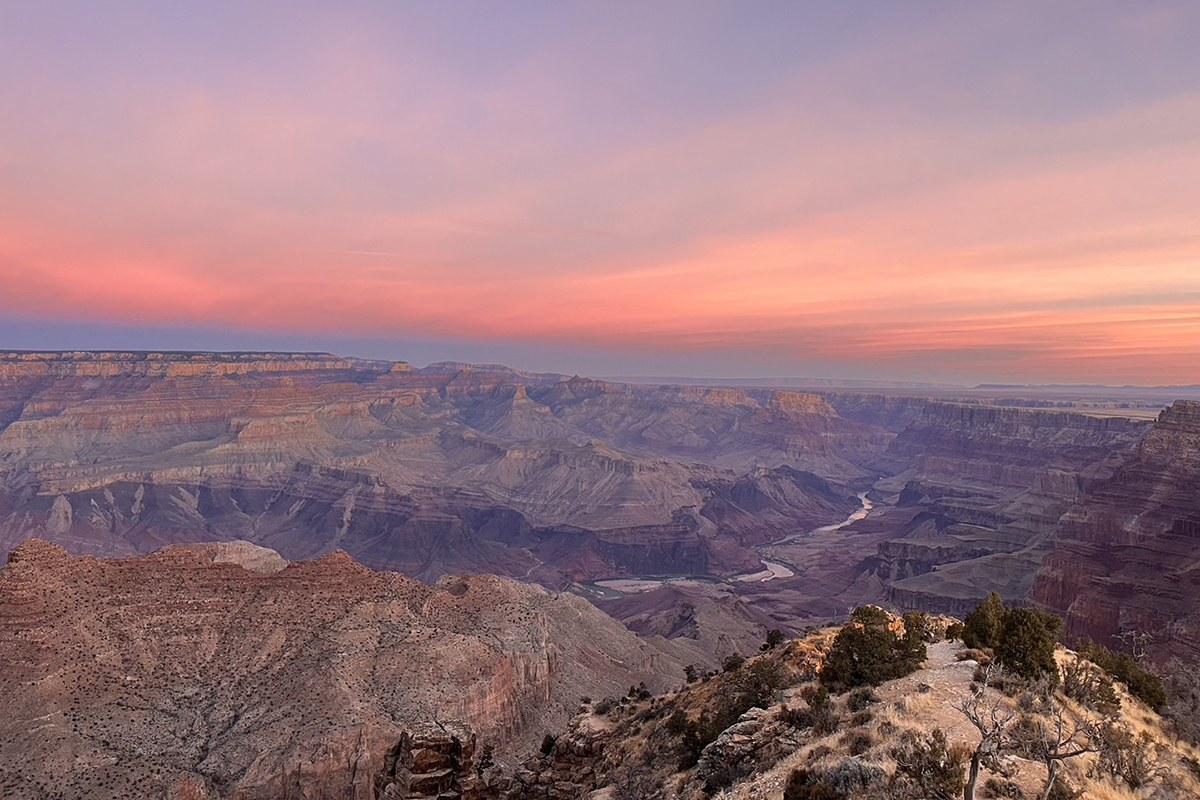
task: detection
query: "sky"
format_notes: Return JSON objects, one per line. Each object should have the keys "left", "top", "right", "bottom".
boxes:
{"left": 1, "top": 1, "right": 1198, "bottom": 385}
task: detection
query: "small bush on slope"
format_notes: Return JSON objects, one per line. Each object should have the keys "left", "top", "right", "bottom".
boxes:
{"left": 994, "top": 608, "right": 1061, "bottom": 683}
{"left": 961, "top": 593, "right": 1062, "bottom": 682}
{"left": 963, "top": 592, "right": 1008, "bottom": 650}
{"left": 889, "top": 728, "right": 966, "bottom": 800}
{"left": 819, "top": 607, "right": 926, "bottom": 691}
{"left": 1061, "top": 656, "right": 1120, "bottom": 715}
{"left": 1077, "top": 639, "right": 1166, "bottom": 712}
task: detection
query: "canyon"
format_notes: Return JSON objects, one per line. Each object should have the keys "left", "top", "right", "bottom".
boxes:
{"left": 0, "top": 352, "right": 871, "bottom": 590}
{"left": 4, "top": 351, "right": 1200, "bottom": 797}
{"left": 0, "top": 351, "right": 1185, "bottom": 635}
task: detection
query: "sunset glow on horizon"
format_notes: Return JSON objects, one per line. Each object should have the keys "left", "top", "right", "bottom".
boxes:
{"left": 2, "top": 1, "right": 1198, "bottom": 384}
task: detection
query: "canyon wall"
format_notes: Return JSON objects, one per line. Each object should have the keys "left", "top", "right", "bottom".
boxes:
{"left": 1033, "top": 400, "right": 1200, "bottom": 663}
{"left": 863, "top": 402, "right": 1148, "bottom": 614}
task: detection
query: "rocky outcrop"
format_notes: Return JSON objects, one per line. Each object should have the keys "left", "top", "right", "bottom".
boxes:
{"left": 1033, "top": 400, "right": 1200, "bottom": 663}
{"left": 815, "top": 392, "right": 931, "bottom": 432}
{"left": 881, "top": 402, "right": 1146, "bottom": 487}
{"left": 0, "top": 541, "right": 699, "bottom": 799}
{"left": 599, "top": 583, "right": 789, "bottom": 663}
{"left": 374, "top": 723, "right": 482, "bottom": 800}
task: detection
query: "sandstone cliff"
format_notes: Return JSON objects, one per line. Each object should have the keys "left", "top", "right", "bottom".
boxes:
{"left": 1033, "top": 400, "right": 1200, "bottom": 664}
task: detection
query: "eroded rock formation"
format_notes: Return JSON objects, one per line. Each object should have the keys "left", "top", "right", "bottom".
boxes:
{"left": 0, "top": 352, "right": 872, "bottom": 585}
{"left": 0, "top": 541, "right": 699, "bottom": 799}
{"left": 858, "top": 403, "right": 1146, "bottom": 614}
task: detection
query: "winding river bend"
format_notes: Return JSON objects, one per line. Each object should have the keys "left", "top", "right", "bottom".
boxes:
{"left": 735, "top": 491, "right": 875, "bottom": 582}
{"left": 581, "top": 491, "right": 876, "bottom": 597}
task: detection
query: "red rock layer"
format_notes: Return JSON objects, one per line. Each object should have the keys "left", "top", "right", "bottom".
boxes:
{"left": 1032, "top": 400, "right": 1200, "bottom": 663}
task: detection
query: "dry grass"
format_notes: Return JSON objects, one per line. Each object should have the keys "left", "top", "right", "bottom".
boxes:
{"left": 647, "top": 635, "right": 1199, "bottom": 800}
{"left": 892, "top": 692, "right": 935, "bottom": 717}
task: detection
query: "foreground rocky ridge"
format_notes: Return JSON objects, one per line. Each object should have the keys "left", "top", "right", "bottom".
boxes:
{"left": 0, "top": 541, "right": 701, "bottom": 799}
{"left": 495, "top": 626, "right": 1200, "bottom": 799}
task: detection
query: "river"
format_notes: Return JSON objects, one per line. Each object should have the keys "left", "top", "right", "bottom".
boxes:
{"left": 578, "top": 491, "right": 876, "bottom": 596}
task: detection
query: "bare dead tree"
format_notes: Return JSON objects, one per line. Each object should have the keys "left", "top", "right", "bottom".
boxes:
{"left": 1011, "top": 698, "right": 1100, "bottom": 800}
{"left": 957, "top": 663, "right": 1017, "bottom": 800}
{"left": 1113, "top": 630, "right": 1154, "bottom": 664}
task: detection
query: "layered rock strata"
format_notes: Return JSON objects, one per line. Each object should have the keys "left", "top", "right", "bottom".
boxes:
{"left": 861, "top": 403, "right": 1147, "bottom": 614}
{"left": 0, "top": 352, "right": 871, "bottom": 585}
{"left": 1033, "top": 400, "right": 1200, "bottom": 663}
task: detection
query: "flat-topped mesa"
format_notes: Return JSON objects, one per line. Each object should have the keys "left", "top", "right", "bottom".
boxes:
{"left": 912, "top": 401, "right": 1149, "bottom": 433}
{"left": 765, "top": 391, "right": 838, "bottom": 417}
{"left": 0, "top": 350, "right": 407, "bottom": 379}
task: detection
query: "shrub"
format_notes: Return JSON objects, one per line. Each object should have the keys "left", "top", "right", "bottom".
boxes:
{"left": 782, "top": 685, "right": 838, "bottom": 734}
{"left": 1093, "top": 722, "right": 1161, "bottom": 789}
{"left": 1077, "top": 639, "right": 1166, "bottom": 711}
{"left": 994, "top": 608, "right": 1061, "bottom": 683}
{"left": 737, "top": 658, "right": 787, "bottom": 709}
{"left": 594, "top": 697, "right": 616, "bottom": 715}
{"left": 762, "top": 629, "right": 786, "bottom": 650}
{"left": 820, "top": 608, "right": 926, "bottom": 691}
{"left": 1045, "top": 776, "right": 1083, "bottom": 800}
{"left": 945, "top": 622, "right": 966, "bottom": 641}
{"left": 822, "top": 757, "right": 885, "bottom": 794}
{"left": 1061, "top": 657, "right": 1120, "bottom": 715}
{"left": 678, "top": 658, "right": 789, "bottom": 768}
{"left": 851, "top": 605, "right": 892, "bottom": 626}
{"left": 982, "top": 777, "right": 1024, "bottom": 798}
{"left": 889, "top": 729, "right": 965, "bottom": 800}
{"left": 684, "top": 664, "right": 699, "bottom": 683}
{"left": 702, "top": 761, "right": 754, "bottom": 794}
{"left": 902, "top": 611, "right": 931, "bottom": 642}
{"left": 784, "top": 768, "right": 841, "bottom": 800}
{"left": 664, "top": 709, "right": 689, "bottom": 736}
{"left": 848, "top": 710, "right": 873, "bottom": 728}
{"left": 1164, "top": 658, "right": 1200, "bottom": 743}
{"left": 475, "top": 743, "right": 494, "bottom": 777}
{"left": 839, "top": 729, "right": 874, "bottom": 755}
{"left": 963, "top": 592, "right": 1007, "bottom": 649}
{"left": 723, "top": 653, "right": 746, "bottom": 672}
{"left": 846, "top": 687, "right": 879, "bottom": 712}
